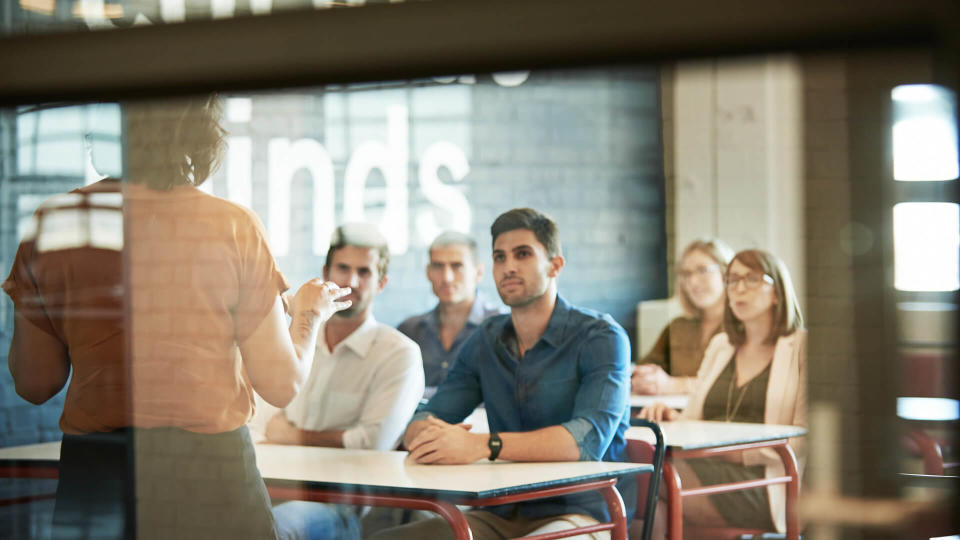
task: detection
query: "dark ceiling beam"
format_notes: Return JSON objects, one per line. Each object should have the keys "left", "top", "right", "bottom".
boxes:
{"left": 0, "top": 0, "right": 957, "bottom": 104}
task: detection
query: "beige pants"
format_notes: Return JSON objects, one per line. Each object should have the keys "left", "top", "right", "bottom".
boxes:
{"left": 365, "top": 509, "right": 609, "bottom": 540}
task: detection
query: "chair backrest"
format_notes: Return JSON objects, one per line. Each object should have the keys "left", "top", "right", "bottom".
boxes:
{"left": 627, "top": 418, "right": 665, "bottom": 540}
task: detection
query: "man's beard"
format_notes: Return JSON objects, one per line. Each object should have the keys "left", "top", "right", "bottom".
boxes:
{"left": 497, "top": 286, "right": 545, "bottom": 309}
{"left": 334, "top": 297, "right": 368, "bottom": 318}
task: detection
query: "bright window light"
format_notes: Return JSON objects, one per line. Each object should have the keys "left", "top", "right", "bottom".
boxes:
{"left": 893, "top": 203, "right": 959, "bottom": 291}
{"left": 16, "top": 103, "right": 122, "bottom": 179}
{"left": 892, "top": 84, "right": 958, "bottom": 181}
{"left": 897, "top": 397, "right": 960, "bottom": 421}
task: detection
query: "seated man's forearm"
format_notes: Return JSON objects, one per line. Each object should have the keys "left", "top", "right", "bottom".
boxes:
{"left": 498, "top": 426, "right": 580, "bottom": 462}
{"left": 267, "top": 413, "right": 346, "bottom": 447}
{"left": 297, "top": 428, "right": 345, "bottom": 448}
{"left": 406, "top": 416, "right": 581, "bottom": 464}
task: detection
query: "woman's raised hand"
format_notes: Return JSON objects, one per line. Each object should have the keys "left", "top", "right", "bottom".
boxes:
{"left": 289, "top": 278, "right": 352, "bottom": 323}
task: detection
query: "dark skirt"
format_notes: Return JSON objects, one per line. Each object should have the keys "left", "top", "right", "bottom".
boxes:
{"left": 54, "top": 425, "right": 279, "bottom": 540}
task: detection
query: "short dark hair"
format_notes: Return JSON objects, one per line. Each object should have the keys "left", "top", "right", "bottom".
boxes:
{"left": 490, "top": 208, "right": 562, "bottom": 258}
{"left": 324, "top": 223, "right": 390, "bottom": 278}
{"left": 723, "top": 249, "right": 804, "bottom": 346}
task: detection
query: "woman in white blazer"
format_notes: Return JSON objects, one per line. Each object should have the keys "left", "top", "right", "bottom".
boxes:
{"left": 638, "top": 249, "right": 806, "bottom": 535}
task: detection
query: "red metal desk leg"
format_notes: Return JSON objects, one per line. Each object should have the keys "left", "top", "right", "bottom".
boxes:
{"left": 773, "top": 442, "right": 800, "bottom": 540}
{"left": 598, "top": 483, "right": 627, "bottom": 540}
{"left": 662, "top": 459, "right": 683, "bottom": 540}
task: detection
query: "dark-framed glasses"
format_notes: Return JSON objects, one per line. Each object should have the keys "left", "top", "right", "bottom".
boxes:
{"left": 726, "top": 273, "right": 774, "bottom": 290}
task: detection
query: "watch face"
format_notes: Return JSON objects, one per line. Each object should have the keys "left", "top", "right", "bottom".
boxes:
{"left": 488, "top": 433, "right": 502, "bottom": 460}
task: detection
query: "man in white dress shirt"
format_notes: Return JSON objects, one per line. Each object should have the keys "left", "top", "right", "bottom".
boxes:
{"left": 266, "top": 224, "right": 424, "bottom": 540}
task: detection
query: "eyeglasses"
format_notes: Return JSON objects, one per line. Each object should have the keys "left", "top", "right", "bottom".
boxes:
{"left": 677, "top": 264, "right": 720, "bottom": 281}
{"left": 726, "top": 273, "right": 775, "bottom": 290}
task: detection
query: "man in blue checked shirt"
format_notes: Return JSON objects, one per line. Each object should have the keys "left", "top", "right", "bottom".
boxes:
{"left": 398, "top": 230, "right": 505, "bottom": 397}
{"left": 370, "top": 207, "right": 635, "bottom": 540}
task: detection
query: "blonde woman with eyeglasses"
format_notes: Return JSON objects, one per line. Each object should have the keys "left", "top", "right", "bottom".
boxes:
{"left": 632, "top": 239, "right": 733, "bottom": 395}
{"left": 637, "top": 249, "right": 806, "bottom": 536}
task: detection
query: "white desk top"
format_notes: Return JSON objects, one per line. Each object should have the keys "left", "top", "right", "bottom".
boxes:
{"left": 0, "top": 441, "right": 60, "bottom": 462}
{"left": 256, "top": 444, "right": 649, "bottom": 499}
{"left": 626, "top": 420, "right": 806, "bottom": 451}
{"left": 629, "top": 394, "right": 689, "bottom": 410}
{"left": 0, "top": 441, "right": 651, "bottom": 500}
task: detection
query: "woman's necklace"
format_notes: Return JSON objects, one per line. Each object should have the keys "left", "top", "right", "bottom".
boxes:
{"left": 726, "top": 361, "right": 753, "bottom": 422}
{"left": 726, "top": 351, "right": 773, "bottom": 421}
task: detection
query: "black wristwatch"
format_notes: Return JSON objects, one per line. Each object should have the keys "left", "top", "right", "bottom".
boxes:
{"left": 487, "top": 432, "right": 502, "bottom": 461}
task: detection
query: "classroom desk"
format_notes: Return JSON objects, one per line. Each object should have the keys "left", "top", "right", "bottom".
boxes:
{"left": 0, "top": 441, "right": 652, "bottom": 540}
{"left": 626, "top": 420, "right": 806, "bottom": 540}
{"left": 629, "top": 394, "right": 689, "bottom": 411}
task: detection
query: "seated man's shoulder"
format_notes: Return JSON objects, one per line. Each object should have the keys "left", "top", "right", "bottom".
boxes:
{"left": 565, "top": 302, "right": 626, "bottom": 336}
{"left": 397, "top": 310, "right": 431, "bottom": 336}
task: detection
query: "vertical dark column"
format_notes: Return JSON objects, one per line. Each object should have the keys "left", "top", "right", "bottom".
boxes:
{"left": 931, "top": 29, "right": 960, "bottom": 535}
{"left": 846, "top": 51, "right": 902, "bottom": 505}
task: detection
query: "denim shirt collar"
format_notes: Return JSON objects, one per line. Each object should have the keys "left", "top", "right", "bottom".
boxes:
{"left": 499, "top": 294, "right": 572, "bottom": 350}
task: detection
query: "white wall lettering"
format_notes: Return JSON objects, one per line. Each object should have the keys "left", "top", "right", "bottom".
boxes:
{"left": 250, "top": 0, "right": 272, "bottom": 15}
{"left": 416, "top": 141, "right": 471, "bottom": 244}
{"left": 78, "top": 0, "right": 113, "bottom": 30}
{"left": 226, "top": 136, "right": 252, "bottom": 208}
{"left": 343, "top": 106, "right": 409, "bottom": 254}
{"left": 159, "top": 0, "right": 185, "bottom": 22}
{"left": 211, "top": 0, "right": 236, "bottom": 19}
{"left": 267, "top": 138, "right": 336, "bottom": 256}
{"left": 219, "top": 104, "right": 473, "bottom": 257}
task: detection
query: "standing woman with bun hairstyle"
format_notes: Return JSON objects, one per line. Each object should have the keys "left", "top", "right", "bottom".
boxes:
{"left": 4, "top": 96, "right": 350, "bottom": 538}
{"left": 632, "top": 239, "right": 734, "bottom": 395}
{"left": 638, "top": 249, "right": 806, "bottom": 535}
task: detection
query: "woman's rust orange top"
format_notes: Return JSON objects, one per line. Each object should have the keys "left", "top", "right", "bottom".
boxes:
{"left": 3, "top": 179, "right": 289, "bottom": 434}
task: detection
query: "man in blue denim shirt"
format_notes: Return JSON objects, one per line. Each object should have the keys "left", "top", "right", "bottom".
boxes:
{"left": 370, "top": 208, "right": 634, "bottom": 540}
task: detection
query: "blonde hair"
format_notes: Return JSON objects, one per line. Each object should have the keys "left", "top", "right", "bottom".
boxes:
{"left": 676, "top": 239, "right": 734, "bottom": 317}
{"left": 723, "top": 249, "right": 804, "bottom": 346}
{"left": 124, "top": 95, "right": 226, "bottom": 191}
